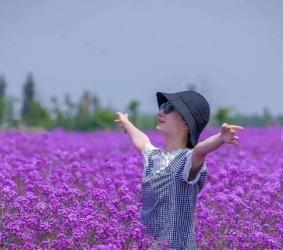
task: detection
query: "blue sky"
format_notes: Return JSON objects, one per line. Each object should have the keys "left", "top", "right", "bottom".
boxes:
{"left": 0, "top": 0, "right": 282, "bottom": 116}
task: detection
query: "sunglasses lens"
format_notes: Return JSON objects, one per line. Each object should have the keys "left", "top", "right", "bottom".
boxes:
{"left": 160, "top": 103, "right": 165, "bottom": 111}
{"left": 160, "top": 102, "right": 174, "bottom": 114}
{"left": 167, "top": 103, "right": 174, "bottom": 113}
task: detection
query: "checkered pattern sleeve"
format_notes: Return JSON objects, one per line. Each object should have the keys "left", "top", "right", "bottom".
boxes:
{"left": 184, "top": 149, "right": 208, "bottom": 190}
{"left": 172, "top": 149, "right": 208, "bottom": 190}
{"left": 141, "top": 142, "right": 159, "bottom": 177}
{"left": 141, "top": 142, "right": 157, "bottom": 162}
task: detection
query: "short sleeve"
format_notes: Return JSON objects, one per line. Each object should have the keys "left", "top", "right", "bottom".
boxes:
{"left": 141, "top": 142, "right": 157, "bottom": 163}
{"left": 175, "top": 149, "right": 208, "bottom": 188}
{"left": 141, "top": 142, "right": 157, "bottom": 158}
{"left": 141, "top": 142, "right": 159, "bottom": 178}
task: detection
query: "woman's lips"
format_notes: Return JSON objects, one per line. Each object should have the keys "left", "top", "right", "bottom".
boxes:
{"left": 157, "top": 114, "right": 165, "bottom": 123}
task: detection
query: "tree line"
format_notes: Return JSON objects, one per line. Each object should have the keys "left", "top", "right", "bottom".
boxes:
{"left": 0, "top": 73, "right": 157, "bottom": 131}
{"left": 0, "top": 73, "right": 282, "bottom": 131}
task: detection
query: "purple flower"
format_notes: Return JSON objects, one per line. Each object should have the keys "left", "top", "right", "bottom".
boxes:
{"left": 0, "top": 127, "right": 282, "bottom": 249}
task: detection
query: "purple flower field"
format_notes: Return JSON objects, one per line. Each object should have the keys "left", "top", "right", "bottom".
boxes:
{"left": 0, "top": 126, "right": 282, "bottom": 249}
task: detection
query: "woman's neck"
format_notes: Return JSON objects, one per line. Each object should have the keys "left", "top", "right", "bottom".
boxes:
{"left": 164, "top": 134, "right": 187, "bottom": 154}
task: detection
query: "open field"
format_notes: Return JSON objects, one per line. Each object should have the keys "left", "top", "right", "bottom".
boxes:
{"left": 0, "top": 126, "right": 282, "bottom": 249}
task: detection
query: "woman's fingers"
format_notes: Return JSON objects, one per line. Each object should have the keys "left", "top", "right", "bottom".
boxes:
{"left": 222, "top": 123, "right": 243, "bottom": 130}
{"left": 234, "top": 127, "right": 243, "bottom": 130}
{"left": 230, "top": 125, "right": 244, "bottom": 130}
{"left": 116, "top": 112, "right": 128, "bottom": 118}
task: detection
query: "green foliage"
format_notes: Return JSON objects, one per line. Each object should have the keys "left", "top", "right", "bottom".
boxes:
{"left": 94, "top": 108, "right": 117, "bottom": 129}
{"left": 277, "top": 115, "right": 283, "bottom": 124}
{"left": 136, "top": 114, "right": 157, "bottom": 129}
{"left": 0, "top": 76, "right": 6, "bottom": 98}
{"left": 127, "top": 100, "right": 140, "bottom": 125}
{"left": 21, "top": 73, "right": 35, "bottom": 118}
{"left": 262, "top": 107, "right": 272, "bottom": 125}
{"left": 4, "top": 96, "right": 18, "bottom": 128}
{"left": 23, "top": 101, "right": 51, "bottom": 127}
{"left": 0, "top": 76, "right": 7, "bottom": 124}
{"left": 1, "top": 73, "right": 283, "bottom": 131}
{"left": 0, "top": 97, "right": 5, "bottom": 124}
{"left": 78, "top": 91, "right": 91, "bottom": 117}
{"left": 213, "top": 107, "right": 232, "bottom": 126}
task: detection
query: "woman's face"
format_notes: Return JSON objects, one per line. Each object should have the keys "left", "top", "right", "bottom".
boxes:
{"left": 156, "top": 103, "right": 189, "bottom": 136}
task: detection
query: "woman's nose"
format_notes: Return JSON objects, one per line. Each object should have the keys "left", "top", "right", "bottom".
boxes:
{"left": 158, "top": 109, "right": 165, "bottom": 118}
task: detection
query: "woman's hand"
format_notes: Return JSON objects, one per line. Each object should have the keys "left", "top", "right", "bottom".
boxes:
{"left": 115, "top": 112, "right": 130, "bottom": 133}
{"left": 220, "top": 123, "right": 244, "bottom": 145}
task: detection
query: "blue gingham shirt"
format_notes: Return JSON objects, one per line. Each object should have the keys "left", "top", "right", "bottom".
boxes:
{"left": 140, "top": 142, "right": 207, "bottom": 250}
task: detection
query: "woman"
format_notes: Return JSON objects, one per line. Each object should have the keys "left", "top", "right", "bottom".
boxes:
{"left": 115, "top": 90, "right": 243, "bottom": 249}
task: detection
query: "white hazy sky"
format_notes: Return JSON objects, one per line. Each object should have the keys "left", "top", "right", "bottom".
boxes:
{"left": 0, "top": 0, "right": 282, "bottom": 115}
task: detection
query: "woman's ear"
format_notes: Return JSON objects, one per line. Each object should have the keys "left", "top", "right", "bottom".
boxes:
{"left": 180, "top": 115, "right": 189, "bottom": 130}
{"left": 182, "top": 121, "right": 189, "bottom": 130}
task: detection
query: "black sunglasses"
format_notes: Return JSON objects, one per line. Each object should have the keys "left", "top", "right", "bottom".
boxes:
{"left": 160, "top": 101, "right": 174, "bottom": 114}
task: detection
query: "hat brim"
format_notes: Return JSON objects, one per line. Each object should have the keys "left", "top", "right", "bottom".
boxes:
{"left": 156, "top": 92, "right": 198, "bottom": 147}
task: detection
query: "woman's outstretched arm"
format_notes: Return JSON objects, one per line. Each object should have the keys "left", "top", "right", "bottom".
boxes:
{"left": 194, "top": 123, "right": 243, "bottom": 155}
{"left": 189, "top": 123, "right": 244, "bottom": 179}
{"left": 115, "top": 112, "right": 151, "bottom": 152}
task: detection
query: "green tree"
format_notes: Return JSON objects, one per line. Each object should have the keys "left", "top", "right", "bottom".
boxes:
{"left": 24, "top": 101, "right": 51, "bottom": 127}
{"left": 6, "top": 96, "right": 19, "bottom": 127}
{"left": 92, "top": 94, "right": 101, "bottom": 113}
{"left": 127, "top": 100, "right": 140, "bottom": 125}
{"left": 137, "top": 113, "right": 157, "bottom": 129}
{"left": 64, "top": 93, "right": 76, "bottom": 118}
{"left": 21, "top": 73, "right": 35, "bottom": 119}
{"left": 0, "top": 76, "right": 6, "bottom": 124}
{"left": 78, "top": 91, "right": 91, "bottom": 117}
{"left": 214, "top": 107, "right": 231, "bottom": 126}
{"left": 262, "top": 106, "right": 272, "bottom": 125}
{"left": 50, "top": 96, "right": 64, "bottom": 127}
{"left": 95, "top": 108, "right": 116, "bottom": 130}
{"left": 21, "top": 73, "right": 51, "bottom": 128}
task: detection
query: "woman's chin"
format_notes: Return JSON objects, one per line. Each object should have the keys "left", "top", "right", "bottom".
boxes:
{"left": 156, "top": 123, "right": 164, "bottom": 131}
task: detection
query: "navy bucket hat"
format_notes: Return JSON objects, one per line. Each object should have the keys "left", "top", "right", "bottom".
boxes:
{"left": 156, "top": 90, "right": 210, "bottom": 148}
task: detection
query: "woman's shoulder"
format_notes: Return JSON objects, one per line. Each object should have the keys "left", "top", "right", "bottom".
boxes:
{"left": 141, "top": 142, "right": 160, "bottom": 156}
